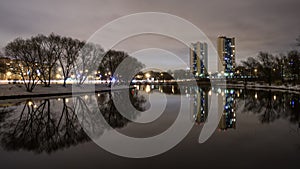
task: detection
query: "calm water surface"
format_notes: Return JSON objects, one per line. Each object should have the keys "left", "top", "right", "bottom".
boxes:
{"left": 0, "top": 85, "right": 299, "bottom": 169}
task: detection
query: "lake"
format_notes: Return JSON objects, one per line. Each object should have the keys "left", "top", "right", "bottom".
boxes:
{"left": 0, "top": 85, "right": 299, "bottom": 169}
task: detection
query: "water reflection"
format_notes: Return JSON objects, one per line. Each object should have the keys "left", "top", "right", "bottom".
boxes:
{"left": 0, "top": 89, "right": 146, "bottom": 153}
{"left": 0, "top": 98, "right": 87, "bottom": 153}
{"left": 136, "top": 84, "right": 300, "bottom": 130}
{"left": 218, "top": 89, "right": 236, "bottom": 131}
{"left": 238, "top": 89, "right": 300, "bottom": 127}
{"left": 0, "top": 85, "right": 299, "bottom": 154}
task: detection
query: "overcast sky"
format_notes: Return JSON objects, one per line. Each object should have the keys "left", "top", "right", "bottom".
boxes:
{"left": 1, "top": 0, "right": 300, "bottom": 68}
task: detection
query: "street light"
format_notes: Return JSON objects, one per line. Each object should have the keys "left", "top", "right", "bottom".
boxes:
{"left": 145, "top": 73, "right": 151, "bottom": 78}
{"left": 56, "top": 74, "right": 61, "bottom": 79}
{"left": 6, "top": 71, "right": 11, "bottom": 77}
{"left": 254, "top": 68, "right": 258, "bottom": 78}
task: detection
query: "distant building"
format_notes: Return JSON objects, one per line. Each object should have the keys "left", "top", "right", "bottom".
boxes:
{"left": 0, "top": 57, "right": 21, "bottom": 80}
{"left": 190, "top": 42, "right": 208, "bottom": 77}
{"left": 217, "top": 36, "right": 236, "bottom": 76}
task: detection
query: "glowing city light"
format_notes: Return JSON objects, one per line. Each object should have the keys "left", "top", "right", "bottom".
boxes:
{"left": 145, "top": 85, "right": 151, "bottom": 93}
{"left": 6, "top": 71, "right": 11, "bottom": 77}
{"left": 145, "top": 73, "right": 151, "bottom": 78}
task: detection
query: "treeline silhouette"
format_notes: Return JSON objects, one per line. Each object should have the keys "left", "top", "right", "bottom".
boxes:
{"left": 236, "top": 36, "right": 300, "bottom": 86}
{"left": 2, "top": 33, "right": 144, "bottom": 92}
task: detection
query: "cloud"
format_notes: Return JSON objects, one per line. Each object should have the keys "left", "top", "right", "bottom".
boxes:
{"left": 0, "top": 0, "right": 299, "bottom": 65}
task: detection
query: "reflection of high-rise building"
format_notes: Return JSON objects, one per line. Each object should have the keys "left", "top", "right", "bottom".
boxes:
{"left": 190, "top": 42, "right": 208, "bottom": 77}
{"left": 191, "top": 87, "right": 209, "bottom": 125}
{"left": 218, "top": 89, "right": 236, "bottom": 131}
{"left": 217, "top": 36, "right": 236, "bottom": 76}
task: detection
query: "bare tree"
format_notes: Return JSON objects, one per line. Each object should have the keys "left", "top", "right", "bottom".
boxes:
{"left": 0, "top": 51, "right": 7, "bottom": 75}
{"left": 98, "top": 50, "right": 144, "bottom": 84}
{"left": 32, "top": 34, "right": 62, "bottom": 87}
{"left": 74, "top": 43, "right": 104, "bottom": 85}
{"left": 59, "top": 37, "right": 85, "bottom": 87}
{"left": 5, "top": 38, "right": 40, "bottom": 92}
{"left": 257, "top": 52, "right": 277, "bottom": 86}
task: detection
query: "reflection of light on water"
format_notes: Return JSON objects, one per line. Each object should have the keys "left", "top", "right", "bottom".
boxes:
{"left": 290, "top": 100, "right": 295, "bottom": 108}
{"left": 145, "top": 85, "right": 151, "bottom": 93}
{"left": 159, "top": 86, "right": 163, "bottom": 93}
{"left": 255, "top": 93, "right": 258, "bottom": 99}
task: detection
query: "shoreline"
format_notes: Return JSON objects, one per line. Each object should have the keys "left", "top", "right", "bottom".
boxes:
{"left": 0, "top": 83, "right": 299, "bottom": 100}
{"left": 0, "top": 84, "right": 132, "bottom": 100}
{"left": 215, "top": 83, "right": 300, "bottom": 93}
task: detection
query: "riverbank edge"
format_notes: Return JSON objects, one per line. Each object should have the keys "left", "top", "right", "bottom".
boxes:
{"left": 213, "top": 83, "right": 300, "bottom": 93}
{"left": 1, "top": 83, "right": 299, "bottom": 100}
{"left": 0, "top": 85, "right": 133, "bottom": 100}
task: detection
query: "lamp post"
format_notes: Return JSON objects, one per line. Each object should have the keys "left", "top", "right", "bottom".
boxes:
{"left": 254, "top": 68, "right": 258, "bottom": 84}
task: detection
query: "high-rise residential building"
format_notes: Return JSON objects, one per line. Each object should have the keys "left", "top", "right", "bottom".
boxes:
{"left": 217, "top": 36, "right": 236, "bottom": 76}
{"left": 190, "top": 42, "right": 208, "bottom": 77}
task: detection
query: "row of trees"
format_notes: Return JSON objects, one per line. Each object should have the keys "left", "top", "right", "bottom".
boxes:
{"left": 236, "top": 51, "right": 300, "bottom": 85}
{"left": 236, "top": 37, "right": 300, "bottom": 85}
{"left": 4, "top": 33, "right": 144, "bottom": 92}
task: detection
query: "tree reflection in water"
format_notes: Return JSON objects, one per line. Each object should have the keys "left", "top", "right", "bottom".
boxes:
{"left": 0, "top": 89, "right": 146, "bottom": 153}
{"left": 0, "top": 86, "right": 299, "bottom": 154}
{"left": 134, "top": 84, "right": 300, "bottom": 129}
{"left": 238, "top": 89, "right": 300, "bottom": 126}
{"left": 96, "top": 90, "right": 146, "bottom": 129}
{"left": 0, "top": 99, "right": 90, "bottom": 153}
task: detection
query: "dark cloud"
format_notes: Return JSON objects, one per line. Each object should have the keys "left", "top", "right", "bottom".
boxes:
{"left": 0, "top": 0, "right": 299, "bottom": 64}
